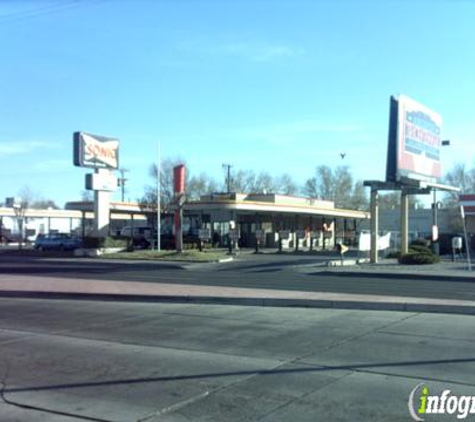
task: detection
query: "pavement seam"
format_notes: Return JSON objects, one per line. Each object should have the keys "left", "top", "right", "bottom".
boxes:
{"left": 136, "top": 390, "right": 212, "bottom": 421}
{"left": 251, "top": 366, "right": 475, "bottom": 421}
{"left": 255, "top": 371, "right": 354, "bottom": 421}
{"left": 306, "top": 312, "right": 420, "bottom": 356}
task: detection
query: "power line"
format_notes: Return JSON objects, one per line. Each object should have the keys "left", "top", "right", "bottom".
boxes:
{"left": 0, "top": 1, "right": 76, "bottom": 22}
{"left": 0, "top": 0, "right": 107, "bottom": 25}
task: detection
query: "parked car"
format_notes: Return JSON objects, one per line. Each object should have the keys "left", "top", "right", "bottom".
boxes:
{"left": 34, "top": 233, "right": 82, "bottom": 251}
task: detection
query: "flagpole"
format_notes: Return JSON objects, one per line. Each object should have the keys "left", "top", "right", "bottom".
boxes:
{"left": 157, "top": 141, "right": 161, "bottom": 252}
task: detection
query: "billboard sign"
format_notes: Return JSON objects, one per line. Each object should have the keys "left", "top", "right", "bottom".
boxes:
{"left": 386, "top": 95, "right": 442, "bottom": 184}
{"left": 73, "top": 132, "right": 119, "bottom": 169}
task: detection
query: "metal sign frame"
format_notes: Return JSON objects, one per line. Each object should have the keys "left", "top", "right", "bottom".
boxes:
{"left": 386, "top": 95, "right": 443, "bottom": 184}
{"left": 73, "top": 132, "right": 120, "bottom": 169}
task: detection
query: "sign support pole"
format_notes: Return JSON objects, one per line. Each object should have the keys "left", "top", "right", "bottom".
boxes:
{"left": 93, "top": 168, "right": 112, "bottom": 238}
{"left": 370, "top": 188, "right": 378, "bottom": 263}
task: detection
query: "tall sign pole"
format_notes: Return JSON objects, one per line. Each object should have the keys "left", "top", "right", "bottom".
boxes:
{"left": 73, "top": 132, "right": 119, "bottom": 238}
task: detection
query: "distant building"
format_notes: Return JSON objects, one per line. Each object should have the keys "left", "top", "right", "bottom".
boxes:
{"left": 0, "top": 207, "right": 82, "bottom": 242}
{"left": 459, "top": 194, "right": 475, "bottom": 232}
{"left": 1, "top": 193, "right": 370, "bottom": 250}
{"left": 185, "top": 192, "right": 369, "bottom": 248}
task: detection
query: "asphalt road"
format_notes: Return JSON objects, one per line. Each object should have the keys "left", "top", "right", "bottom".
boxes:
{"left": 1, "top": 298, "right": 475, "bottom": 421}
{"left": 1, "top": 253, "right": 475, "bottom": 301}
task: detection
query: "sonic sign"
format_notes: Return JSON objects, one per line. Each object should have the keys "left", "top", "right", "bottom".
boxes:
{"left": 73, "top": 132, "right": 119, "bottom": 169}
{"left": 386, "top": 95, "right": 442, "bottom": 184}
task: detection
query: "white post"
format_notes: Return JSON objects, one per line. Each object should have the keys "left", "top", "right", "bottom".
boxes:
{"left": 370, "top": 188, "right": 378, "bottom": 263}
{"left": 400, "top": 191, "right": 409, "bottom": 255}
{"left": 461, "top": 206, "right": 472, "bottom": 271}
{"left": 157, "top": 141, "right": 161, "bottom": 252}
{"left": 93, "top": 169, "right": 111, "bottom": 238}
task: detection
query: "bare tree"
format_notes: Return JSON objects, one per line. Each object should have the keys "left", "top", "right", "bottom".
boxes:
{"left": 187, "top": 172, "right": 219, "bottom": 200}
{"left": 31, "top": 199, "right": 60, "bottom": 209}
{"left": 443, "top": 162, "right": 475, "bottom": 205}
{"left": 378, "top": 191, "right": 422, "bottom": 210}
{"left": 230, "top": 169, "right": 297, "bottom": 195}
{"left": 81, "top": 190, "right": 93, "bottom": 201}
{"left": 231, "top": 169, "right": 256, "bottom": 193}
{"left": 303, "top": 165, "right": 368, "bottom": 210}
{"left": 15, "top": 186, "right": 36, "bottom": 248}
{"left": 274, "top": 173, "right": 298, "bottom": 195}
{"left": 144, "top": 157, "right": 188, "bottom": 212}
{"left": 254, "top": 171, "right": 275, "bottom": 193}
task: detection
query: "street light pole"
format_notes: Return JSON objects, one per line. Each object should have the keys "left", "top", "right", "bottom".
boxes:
{"left": 431, "top": 139, "right": 451, "bottom": 255}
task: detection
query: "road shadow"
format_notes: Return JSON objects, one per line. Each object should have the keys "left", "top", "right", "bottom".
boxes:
{"left": 4, "top": 356, "right": 475, "bottom": 394}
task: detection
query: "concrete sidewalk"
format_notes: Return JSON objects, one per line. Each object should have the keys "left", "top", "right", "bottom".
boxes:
{"left": 2, "top": 272, "right": 475, "bottom": 315}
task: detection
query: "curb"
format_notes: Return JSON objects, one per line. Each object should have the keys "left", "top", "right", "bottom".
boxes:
{"left": 2, "top": 290, "right": 475, "bottom": 316}
{"left": 316, "top": 270, "right": 475, "bottom": 282}
{"left": 326, "top": 258, "right": 370, "bottom": 267}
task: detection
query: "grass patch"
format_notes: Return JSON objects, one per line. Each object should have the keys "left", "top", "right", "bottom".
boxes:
{"left": 101, "top": 249, "right": 229, "bottom": 262}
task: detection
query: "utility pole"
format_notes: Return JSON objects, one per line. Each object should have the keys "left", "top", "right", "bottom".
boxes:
{"left": 118, "top": 168, "right": 129, "bottom": 202}
{"left": 222, "top": 163, "right": 233, "bottom": 193}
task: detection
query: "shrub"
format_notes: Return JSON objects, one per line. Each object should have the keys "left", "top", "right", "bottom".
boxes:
{"left": 82, "top": 237, "right": 103, "bottom": 248}
{"left": 82, "top": 237, "right": 127, "bottom": 249}
{"left": 410, "top": 238, "right": 430, "bottom": 247}
{"left": 103, "top": 237, "right": 128, "bottom": 248}
{"left": 398, "top": 252, "right": 440, "bottom": 265}
{"left": 409, "top": 245, "right": 433, "bottom": 255}
{"left": 386, "top": 251, "right": 401, "bottom": 259}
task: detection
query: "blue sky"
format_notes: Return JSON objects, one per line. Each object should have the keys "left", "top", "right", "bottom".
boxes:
{"left": 1, "top": 0, "right": 474, "bottom": 207}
